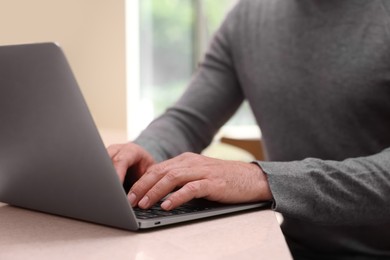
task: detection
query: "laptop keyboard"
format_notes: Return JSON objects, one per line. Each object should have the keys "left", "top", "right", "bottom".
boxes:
{"left": 134, "top": 200, "right": 215, "bottom": 219}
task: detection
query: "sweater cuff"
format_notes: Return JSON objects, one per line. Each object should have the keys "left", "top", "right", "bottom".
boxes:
{"left": 252, "top": 160, "right": 308, "bottom": 218}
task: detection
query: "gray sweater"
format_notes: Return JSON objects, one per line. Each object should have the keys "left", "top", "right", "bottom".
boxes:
{"left": 135, "top": 0, "right": 390, "bottom": 258}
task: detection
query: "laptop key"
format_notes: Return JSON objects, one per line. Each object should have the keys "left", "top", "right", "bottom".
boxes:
{"left": 134, "top": 201, "right": 217, "bottom": 219}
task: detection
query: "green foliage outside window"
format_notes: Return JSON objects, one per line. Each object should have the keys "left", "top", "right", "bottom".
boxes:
{"left": 139, "top": 0, "right": 255, "bottom": 126}
{"left": 139, "top": 0, "right": 232, "bottom": 116}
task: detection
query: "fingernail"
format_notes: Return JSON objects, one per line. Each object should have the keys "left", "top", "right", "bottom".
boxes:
{"left": 128, "top": 192, "right": 136, "bottom": 207}
{"left": 161, "top": 200, "right": 172, "bottom": 210}
{"left": 139, "top": 196, "right": 150, "bottom": 208}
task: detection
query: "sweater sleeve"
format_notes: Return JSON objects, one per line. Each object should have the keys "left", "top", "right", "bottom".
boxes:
{"left": 255, "top": 147, "right": 390, "bottom": 226}
{"left": 134, "top": 3, "right": 243, "bottom": 162}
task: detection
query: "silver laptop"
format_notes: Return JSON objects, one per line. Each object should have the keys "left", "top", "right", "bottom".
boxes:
{"left": 0, "top": 42, "right": 269, "bottom": 230}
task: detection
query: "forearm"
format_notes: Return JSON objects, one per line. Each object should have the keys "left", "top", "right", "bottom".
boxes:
{"left": 255, "top": 147, "right": 390, "bottom": 225}
{"left": 134, "top": 5, "right": 243, "bottom": 162}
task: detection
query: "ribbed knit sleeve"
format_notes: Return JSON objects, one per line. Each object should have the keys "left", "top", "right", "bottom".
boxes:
{"left": 256, "top": 147, "right": 390, "bottom": 226}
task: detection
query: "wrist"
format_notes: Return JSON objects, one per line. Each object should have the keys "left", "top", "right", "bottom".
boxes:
{"left": 250, "top": 162, "right": 273, "bottom": 201}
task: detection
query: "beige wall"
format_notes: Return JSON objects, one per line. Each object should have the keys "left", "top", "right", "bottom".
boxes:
{"left": 0, "top": 0, "right": 126, "bottom": 132}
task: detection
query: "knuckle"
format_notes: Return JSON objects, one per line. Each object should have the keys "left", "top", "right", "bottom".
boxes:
{"left": 185, "top": 182, "right": 201, "bottom": 194}
{"left": 146, "top": 188, "right": 159, "bottom": 200}
{"left": 147, "top": 165, "right": 171, "bottom": 181}
{"left": 107, "top": 144, "right": 120, "bottom": 156}
{"left": 165, "top": 171, "right": 180, "bottom": 183}
{"left": 148, "top": 164, "right": 165, "bottom": 175}
{"left": 113, "top": 153, "right": 124, "bottom": 162}
{"left": 111, "top": 148, "right": 131, "bottom": 162}
{"left": 130, "top": 182, "right": 145, "bottom": 195}
{"left": 180, "top": 152, "right": 195, "bottom": 159}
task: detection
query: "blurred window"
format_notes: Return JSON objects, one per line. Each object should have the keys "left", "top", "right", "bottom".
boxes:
{"left": 128, "top": 0, "right": 257, "bottom": 137}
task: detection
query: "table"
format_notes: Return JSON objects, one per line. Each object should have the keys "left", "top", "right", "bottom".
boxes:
{"left": 0, "top": 202, "right": 291, "bottom": 259}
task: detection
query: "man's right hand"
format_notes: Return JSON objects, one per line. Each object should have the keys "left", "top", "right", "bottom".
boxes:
{"left": 107, "top": 142, "right": 155, "bottom": 194}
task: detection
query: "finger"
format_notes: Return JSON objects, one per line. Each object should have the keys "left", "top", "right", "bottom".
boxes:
{"left": 132, "top": 166, "right": 201, "bottom": 209}
{"left": 106, "top": 144, "right": 127, "bottom": 182}
{"left": 112, "top": 160, "right": 129, "bottom": 183}
{"left": 130, "top": 153, "right": 211, "bottom": 208}
{"left": 111, "top": 146, "right": 140, "bottom": 183}
{"left": 129, "top": 164, "right": 173, "bottom": 208}
{"left": 106, "top": 144, "right": 121, "bottom": 158}
{"left": 161, "top": 180, "right": 211, "bottom": 210}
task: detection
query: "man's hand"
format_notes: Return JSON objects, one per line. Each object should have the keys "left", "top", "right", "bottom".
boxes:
{"left": 107, "top": 142, "right": 155, "bottom": 192}
{"left": 127, "top": 152, "right": 272, "bottom": 210}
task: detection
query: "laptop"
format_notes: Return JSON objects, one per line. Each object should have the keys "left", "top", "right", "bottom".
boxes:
{"left": 0, "top": 42, "right": 270, "bottom": 230}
